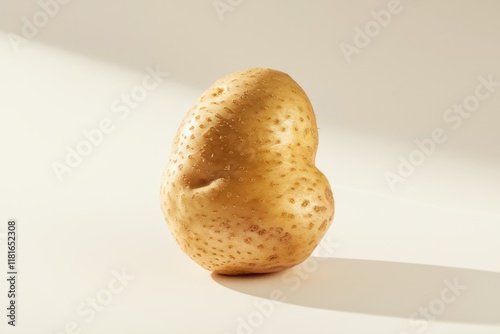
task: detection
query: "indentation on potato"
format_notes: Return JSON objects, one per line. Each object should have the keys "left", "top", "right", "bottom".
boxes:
{"left": 186, "top": 174, "right": 224, "bottom": 190}
{"left": 190, "top": 178, "right": 212, "bottom": 189}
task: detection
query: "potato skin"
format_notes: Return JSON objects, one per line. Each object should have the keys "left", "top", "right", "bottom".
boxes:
{"left": 160, "top": 68, "right": 334, "bottom": 275}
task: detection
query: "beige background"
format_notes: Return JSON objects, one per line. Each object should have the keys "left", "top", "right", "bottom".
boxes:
{"left": 1, "top": 1, "right": 499, "bottom": 333}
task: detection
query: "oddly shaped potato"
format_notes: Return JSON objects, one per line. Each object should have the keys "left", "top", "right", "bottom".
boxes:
{"left": 160, "top": 68, "right": 334, "bottom": 275}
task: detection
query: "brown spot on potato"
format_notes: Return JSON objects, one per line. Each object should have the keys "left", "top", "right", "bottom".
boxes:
{"left": 314, "top": 206, "right": 327, "bottom": 213}
{"left": 249, "top": 225, "right": 259, "bottom": 232}
{"left": 279, "top": 233, "right": 291, "bottom": 242}
{"left": 319, "top": 220, "right": 328, "bottom": 231}
{"left": 212, "top": 87, "right": 224, "bottom": 97}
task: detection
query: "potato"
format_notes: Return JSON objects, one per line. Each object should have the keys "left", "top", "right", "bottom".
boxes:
{"left": 160, "top": 68, "right": 334, "bottom": 275}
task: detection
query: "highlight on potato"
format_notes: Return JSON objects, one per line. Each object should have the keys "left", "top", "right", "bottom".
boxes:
{"left": 160, "top": 68, "right": 334, "bottom": 275}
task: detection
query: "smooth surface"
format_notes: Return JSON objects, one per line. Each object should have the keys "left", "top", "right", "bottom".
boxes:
{"left": 1, "top": 1, "right": 499, "bottom": 333}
